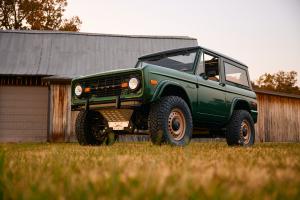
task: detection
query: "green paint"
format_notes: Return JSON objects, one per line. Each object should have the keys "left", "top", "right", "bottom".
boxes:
{"left": 71, "top": 47, "right": 257, "bottom": 128}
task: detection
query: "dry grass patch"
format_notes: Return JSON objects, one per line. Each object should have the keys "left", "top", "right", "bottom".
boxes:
{"left": 0, "top": 142, "right": 300, "bottom": 199}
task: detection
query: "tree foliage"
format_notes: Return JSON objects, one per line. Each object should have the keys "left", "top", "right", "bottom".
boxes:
{"left": 0, "top": 0, "right": 81, "bottom": 31}
{"left": 253, "top": 71, "right": 300, "bottom": 94}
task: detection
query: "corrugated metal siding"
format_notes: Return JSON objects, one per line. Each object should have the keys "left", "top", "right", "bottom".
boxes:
{"left": 0, "top": 30, "right": 197, "bottom": 77}
{"left": 0, "top": 86, "right": 48, "bottom": 142}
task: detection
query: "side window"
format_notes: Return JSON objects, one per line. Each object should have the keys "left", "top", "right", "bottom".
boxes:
{"left": 224, "top": 62, "right": 249, "bottom": 87}
{"left": 203, "top": 53, "right": 219, "bottom": 82}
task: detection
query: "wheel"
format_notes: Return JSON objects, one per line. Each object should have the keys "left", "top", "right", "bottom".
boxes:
{"left": 148, "top": 96, "right": 193, "bottom": 146}
{"left": 75, "top": 110, "right": 112, "bottom": 146}
{"left": 226, "top": 110, "right": 255, "bottom": 146}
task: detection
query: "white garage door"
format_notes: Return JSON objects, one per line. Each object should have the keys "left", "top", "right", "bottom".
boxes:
{"left": 0, "top": 86, "right": 48, "bottom": 142}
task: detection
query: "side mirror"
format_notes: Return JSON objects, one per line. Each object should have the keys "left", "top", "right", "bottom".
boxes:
{"left": 200, "top": 73, "right": 208, "bottom": 80}
{"left": 207, "top": 70, "right": 216, "bottom": 77}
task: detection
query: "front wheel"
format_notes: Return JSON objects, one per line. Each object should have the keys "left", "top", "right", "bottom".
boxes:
{"left": 226, "top": 110, "right": 255, "bottom": 146}
{"left": 148, "top": 96, "right": 193, "bottom": 146}
{"left": 75, "top": 110, "right": 116, "bottom": 146}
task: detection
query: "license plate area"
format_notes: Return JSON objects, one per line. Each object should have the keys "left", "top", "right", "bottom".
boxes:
{"left": 99, "top": 109, "right": 133, "bottom": 131}
{"left": 108, "top": 121, "right": 129, "bottom": 130}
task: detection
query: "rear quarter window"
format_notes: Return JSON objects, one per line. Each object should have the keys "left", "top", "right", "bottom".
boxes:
{"left": 224, "top": 62, "right": 249, "bottom": 87}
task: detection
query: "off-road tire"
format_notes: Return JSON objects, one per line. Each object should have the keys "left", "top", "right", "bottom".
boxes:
{"left": 75, "top": 110, "right": 106, "bottom": 145}
{"left": 148, "top": 96, "right": 193, "bottom": 146}
{"left": 226, "top": 110, "right": 255, "bottom": 146}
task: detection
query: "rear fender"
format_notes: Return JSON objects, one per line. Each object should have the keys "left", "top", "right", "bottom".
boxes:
{"left": 228, "top": 98, "right": 257, "bottom": 123}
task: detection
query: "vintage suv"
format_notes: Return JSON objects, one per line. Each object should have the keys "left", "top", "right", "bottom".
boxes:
{"left": 71, "top": 46, "right": 258, "bottom": 146}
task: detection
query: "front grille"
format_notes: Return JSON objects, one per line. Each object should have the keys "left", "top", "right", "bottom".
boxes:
{"left": 78, "top": 72, "right": 142, "bottom": 98}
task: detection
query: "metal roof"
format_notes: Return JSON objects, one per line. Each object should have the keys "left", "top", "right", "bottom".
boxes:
{"left": 139, "top": 46, "right": 248, "bottom": 67}
{"left": 0, "top": 30, "right": 197, "bottom": 79}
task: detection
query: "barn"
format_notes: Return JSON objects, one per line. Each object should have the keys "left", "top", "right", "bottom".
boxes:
{"left": 1, "top": 30, "right": 299, "bottom": 143}
{"left": 0, "top": 30, "right": 197, "bottom": 142}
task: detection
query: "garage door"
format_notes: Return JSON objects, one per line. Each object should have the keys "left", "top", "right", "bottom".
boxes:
{"left": 0, "top": 86, "right": 48, "bottom": 142}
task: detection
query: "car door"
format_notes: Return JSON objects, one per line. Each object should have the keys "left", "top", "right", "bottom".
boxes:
{"left": 195, "top": 50, "right": 228, "bottom": 126}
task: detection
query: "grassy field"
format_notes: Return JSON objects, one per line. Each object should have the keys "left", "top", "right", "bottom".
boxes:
{"left": 0, "top": 142, "right": 300, "bottom": 200}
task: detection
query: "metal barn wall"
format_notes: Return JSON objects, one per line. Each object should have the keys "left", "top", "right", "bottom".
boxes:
{"left": 255, "top": 91, "right": 300, "bottom": 142}
{"left": 0, "top": 86, "right": 48, "bottom": 142}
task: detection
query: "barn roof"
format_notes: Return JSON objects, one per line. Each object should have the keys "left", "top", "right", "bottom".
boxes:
{"left": 0, "top": 30, "right": 197, "bottom": 79}
{"left": 254, "top": 89, "right": 300, "bottom": 99}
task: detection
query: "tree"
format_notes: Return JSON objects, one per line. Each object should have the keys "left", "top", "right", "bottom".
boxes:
{"left": 0, "top": 0, "right": 81, "bottom": 31}
{"left": 254, "top": 71, "right": 300, "bottom": 94}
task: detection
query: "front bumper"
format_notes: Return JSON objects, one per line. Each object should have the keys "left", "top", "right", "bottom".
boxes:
{"left": 71, "top": 98, "right": 142, "bottom": 111}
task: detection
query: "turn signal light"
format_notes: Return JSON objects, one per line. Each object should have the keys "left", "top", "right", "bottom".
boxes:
{"left": 150, "top": 79, "right": 158, "bottom": 85}
{"left": 84, "top": 87, "right": 91, "bottom": 93}
{"left": 121, "top": 82, "right": 129, "bottom": 88}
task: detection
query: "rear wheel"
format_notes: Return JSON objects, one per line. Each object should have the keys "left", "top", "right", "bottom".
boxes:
{"left": 75, "top": 110, "right": 116, "bottom": 146}
{"left": 226, "top": 110, "right": 255, "bottom": 146}
{"left": 148, "top": 96, "right": 193, "bottom": 146}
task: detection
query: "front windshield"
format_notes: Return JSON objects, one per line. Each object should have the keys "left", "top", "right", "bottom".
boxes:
{"left": 136, "top": 50, "right": 197, "bottom": 73}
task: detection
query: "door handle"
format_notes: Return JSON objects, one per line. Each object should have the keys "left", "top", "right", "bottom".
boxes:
{"left": 219, "top": 83, "right": 225, "bottom": 87}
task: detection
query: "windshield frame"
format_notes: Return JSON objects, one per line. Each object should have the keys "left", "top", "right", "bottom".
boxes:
{"left": 135, "top": 49, "right": 201, "bottom": 75}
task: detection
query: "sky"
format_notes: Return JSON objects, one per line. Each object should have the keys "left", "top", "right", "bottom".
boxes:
{"left": 65, "top": 0, "right": 300, "bottom": 82}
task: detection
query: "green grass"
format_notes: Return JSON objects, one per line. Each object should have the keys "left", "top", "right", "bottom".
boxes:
{"left": 0, "top": 142, "right": 300, "bottom": 200}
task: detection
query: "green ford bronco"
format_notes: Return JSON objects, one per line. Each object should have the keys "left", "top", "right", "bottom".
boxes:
{"left": 71, "top": 46, "right": 258, "bottom": 146}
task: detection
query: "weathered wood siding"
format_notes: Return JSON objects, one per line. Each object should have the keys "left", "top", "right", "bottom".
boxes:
{"left": 49, "top": 84, "right": 79, "bottom": 142}
{"left": 49, "top": 84, "right": 71, "bottom": 142}
{"left": 70, "top": 111, "right": 79, "bottom": 142}
{"left": 255, "top": 92, "right": 300, "bottom": 142}
{"left": 49, "top": 84, "right": 300, "bottom": 143}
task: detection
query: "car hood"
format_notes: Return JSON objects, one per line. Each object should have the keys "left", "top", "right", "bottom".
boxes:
{"left": 72, "top": 68, "right": 141, "bottom": 81}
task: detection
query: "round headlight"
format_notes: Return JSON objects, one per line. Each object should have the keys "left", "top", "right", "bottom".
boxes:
{"left": 74, "top": 85, "right": 83, "bottom": 96}
{"left": 128, "top": 77, "right": 140, "bottom": 90}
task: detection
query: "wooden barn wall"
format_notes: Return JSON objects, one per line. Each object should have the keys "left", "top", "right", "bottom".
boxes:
{"left": 49, "top": 84, "right": 78, "bottom": 142}
{"left": 70, "top": 111, "right": 79, "bottom": 142}
{"left": 255, "top": 93, "right": 300, "bottom": 142}
{"left": 49, "top": 84, "right": 300, "bottom": 143}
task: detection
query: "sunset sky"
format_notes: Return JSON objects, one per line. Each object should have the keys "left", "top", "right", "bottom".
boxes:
{"left": 65, "top": 0, "right": 300, "bottom": 82}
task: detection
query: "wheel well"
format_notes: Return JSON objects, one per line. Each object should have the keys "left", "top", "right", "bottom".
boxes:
{"left": 234, "top": 100, "right": 250, "bottom": 112}
{"left": 160, "top": 85, "right": 191, "bottom": 110}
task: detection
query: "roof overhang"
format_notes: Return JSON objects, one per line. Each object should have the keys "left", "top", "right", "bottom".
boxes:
{"left": 254, "top": 89, "right": 300, "bottom": 99}
{"left": 41, "top": 75, "right": 73, "bottom": 84}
